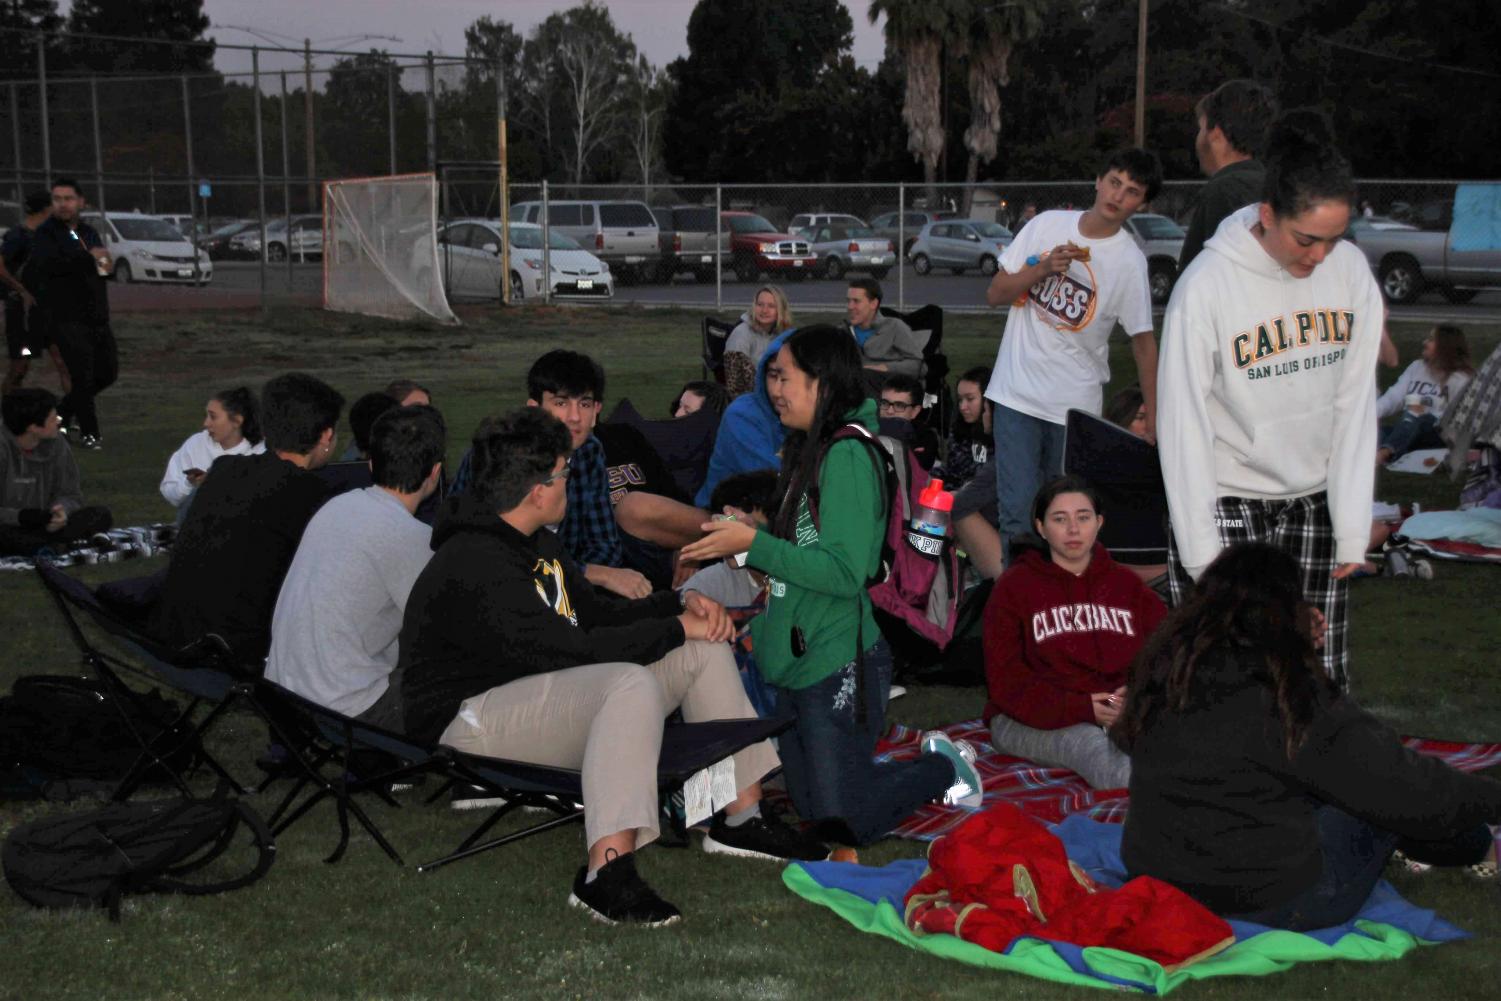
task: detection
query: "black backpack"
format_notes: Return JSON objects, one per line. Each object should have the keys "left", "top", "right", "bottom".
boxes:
{"left": 0, "top": 675, "right": 198, "bottom": 800}
{"left": 3, "top": 797, "right": 276, "bottom": 920}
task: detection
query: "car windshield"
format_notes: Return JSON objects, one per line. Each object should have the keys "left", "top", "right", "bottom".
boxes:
{"left": 210, "top": 221, "right": 252, "bottom": 237}
{"left": 1133, "top": 216, "right": 1184, "bottom": 238}
{"left": 111, "top": 218, "right": 189, "bottom": 242}
{"left": 508, "top": 227, "right": 581, "bottom": 250}
{"left": 846, "top": 227, "right": 877, "bottom": 238}
{"left": 727, "top": 214, "right": 778, "bottom": 234}
{"left": 971, "top": 222, "right": 1012, "bottom": 239}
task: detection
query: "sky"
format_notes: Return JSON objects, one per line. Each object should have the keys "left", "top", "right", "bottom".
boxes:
{"left": 194, "top": 0, "right": 890, "bottom": 81}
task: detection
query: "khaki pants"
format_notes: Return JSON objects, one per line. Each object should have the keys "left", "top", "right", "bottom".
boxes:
{"left": 439, "top": 639, "right": 778, "bottom": 850}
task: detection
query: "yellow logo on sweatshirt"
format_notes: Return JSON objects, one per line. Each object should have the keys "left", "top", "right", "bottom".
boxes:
{"left": 1232, "top": 309, "right": 1354, "bottom": 370}
{"left": 533, "top": 557, "right": 577, "bottom": 625}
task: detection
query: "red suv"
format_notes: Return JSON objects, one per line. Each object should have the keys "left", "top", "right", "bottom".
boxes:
{"left": 723, "top": 211, "right": 817, "bottom": 282}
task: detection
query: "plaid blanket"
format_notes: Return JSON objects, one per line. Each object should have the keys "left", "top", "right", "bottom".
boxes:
{"left": 878, "top": 719, "right": 1501, "bottom": 841}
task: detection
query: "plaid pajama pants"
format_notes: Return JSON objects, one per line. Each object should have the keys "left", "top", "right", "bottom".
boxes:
{"left": 1167, "top": 492, "right": 1349, "bottom": 690}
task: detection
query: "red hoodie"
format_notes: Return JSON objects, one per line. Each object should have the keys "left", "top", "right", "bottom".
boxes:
{"left": 982, "top": 543, "right": 1166, "bottom": 729}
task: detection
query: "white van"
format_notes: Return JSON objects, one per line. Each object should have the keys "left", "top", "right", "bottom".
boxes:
{"left": 508, "top": 200, "right": 659, "bottom": 283}
{"left": 84, "top": 212, "right": 213, "bottom": 285}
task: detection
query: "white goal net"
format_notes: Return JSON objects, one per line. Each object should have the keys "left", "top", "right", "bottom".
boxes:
{"left": 322, "top": 173, "right": 457, "bottom": 324}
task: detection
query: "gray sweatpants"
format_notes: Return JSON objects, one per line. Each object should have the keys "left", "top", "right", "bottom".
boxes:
{"left": 438, "top": 639, "right": 777, "bottom": 851}
{"left": 988, "top": 712, "right": 1131, "bottom": 791}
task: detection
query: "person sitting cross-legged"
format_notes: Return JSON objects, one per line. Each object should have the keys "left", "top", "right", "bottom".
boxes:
{"left": 0, "top": 387, "right": 112, "bottom": 556}
{"left": 399, "top": 407, "right": 828, "bottom": 928}
{"left": 265, "top": 405, "right": 445, "bottom": 728}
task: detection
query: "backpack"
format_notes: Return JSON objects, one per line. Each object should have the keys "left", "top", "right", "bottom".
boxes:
{"left": 3, "top": 797, "right": 276, "bottom": 920}
{"left": 808, "top": 423, "right": 963, "bottom": 659}
{"left": 0, "top": 675, "right": 198, "bottom": 800}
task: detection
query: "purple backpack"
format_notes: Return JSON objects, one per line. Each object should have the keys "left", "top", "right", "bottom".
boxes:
{"left": 809, "top": 423, "right": 962, "bottom": 653}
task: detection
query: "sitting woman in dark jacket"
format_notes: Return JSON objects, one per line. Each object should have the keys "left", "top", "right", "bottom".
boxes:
{"left": 1114, "top": 542, "right": 1500, "bottom": 930}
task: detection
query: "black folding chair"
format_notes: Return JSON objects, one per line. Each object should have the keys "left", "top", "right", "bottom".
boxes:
{"left": 702, "top": 316, "right": 734, "bottom": 384}
{"left": 880, "top": 304, "right": 950, "bottom": 428}
{"left": 1063, "top": 408, "right": 1170, "bottom": 573}
{"left": 34, "top": 560, "right": 256, "bottom": 800}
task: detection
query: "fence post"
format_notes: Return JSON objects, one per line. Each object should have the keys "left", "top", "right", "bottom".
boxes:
{"left": 541, "top": 179, "right": 551, "bottom": 306}
{"left": 280, "top": 71, "right": 293, "bottom": 288}
{"left": 9, "top": 84, "right": 22, "bottom": 223}
{"left": 497, "top": 60, "right": 510, "bottom": 306}
{"left": 148, "top": 166, "right": 156, "bottom": 214}
{"left": 35, "top": 34, "right": 50, "bottom": 183}
{"left": 897, "top": 182, "right": 906, "bottom": 311}
{"left": 303, "top": 38, "right": 316, "bottom": 214}
{"left": 714, "top": 184, "right": 722, "bottom": 310}
{"left": 387, "top": 61, "right": 398, "bottom": 176}
{"left": 89, "top": 78, "right": 105, "bottom": 215}
{"left": 182, "top": 75, "right": 199, "bottom": 282}
{"left": 424, "top": 52, "right": 437, "bottom": 173}
{"left": 253, "top": 47, "right": 267, "bottom": 306}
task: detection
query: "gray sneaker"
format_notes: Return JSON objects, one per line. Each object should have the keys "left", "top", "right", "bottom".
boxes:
{"left": 921, "top": 730, "right": 984, "bottom": 808}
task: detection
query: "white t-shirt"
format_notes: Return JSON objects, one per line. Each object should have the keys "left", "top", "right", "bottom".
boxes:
{"left": 985, "top": 211, "right": 1153, "bottom": 424}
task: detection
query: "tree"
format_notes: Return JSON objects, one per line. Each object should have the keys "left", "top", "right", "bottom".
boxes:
{"left": 954, "top": 0, "right": 1043, "bottom": 213}
{"left": 321, "top": 51, "right": 401, "bottom": 178}
{"left": 868, "top": 0, "right": 959, "bottom": 203}
{"left": 64, "top": 0, "right": 215, "bottom": 73}
{"left": 624, "top": 57, "right": 671, "bottom": 191}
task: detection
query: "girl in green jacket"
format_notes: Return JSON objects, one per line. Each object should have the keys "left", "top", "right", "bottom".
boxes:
{"left": 685, "top": 324, "right": 982, "bottom": 844}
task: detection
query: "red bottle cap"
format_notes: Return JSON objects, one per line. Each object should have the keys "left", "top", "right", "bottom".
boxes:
{"left": 918, "top": 479, "right": 953, "bottom": 512}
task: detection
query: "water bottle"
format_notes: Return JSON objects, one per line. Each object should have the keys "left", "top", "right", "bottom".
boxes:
{"left": 912, "top": 479, "right": 954, "bottom": 537}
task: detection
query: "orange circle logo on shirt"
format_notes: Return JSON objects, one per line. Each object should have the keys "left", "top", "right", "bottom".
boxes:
{"left": 1026, "top": 261, "right": 1099, "bottom": 333}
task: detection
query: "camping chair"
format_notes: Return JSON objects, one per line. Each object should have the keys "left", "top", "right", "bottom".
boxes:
{"left": 34, "top": 560, "right": 256, "bottom": 801}
{"left": 1062, "top": 408, "right": 1170, "bottom": 587}
{"left": 702, "top": 316, "right": 734, "bottom": 384}
{"left": 880, "top": 304, "right": 951, "bottom": 430}
{"left": 605, "top": 398, "right": 720, "bottom": 501}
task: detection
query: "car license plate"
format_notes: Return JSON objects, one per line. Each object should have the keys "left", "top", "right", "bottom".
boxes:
{"left": 177, "top": 268, "right": 194, "bottom": 277}
{"left": 792, "top": 259, "right": 802, "bottom": 267}
{"left": 699, "top": 255, "right": 712, "bottom": 263}
{"left": 577, "top": 279, "right": 593, "bottom": 290}
{"left": 625, "top": 256, "right": 644, "bottom": 263}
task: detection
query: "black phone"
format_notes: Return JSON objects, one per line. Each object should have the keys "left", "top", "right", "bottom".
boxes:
{"left": 791, "top": 626, "right": 807, "bottom": 657}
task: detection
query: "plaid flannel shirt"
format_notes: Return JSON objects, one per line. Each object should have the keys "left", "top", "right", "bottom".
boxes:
{"left": 560, "top": 434, "right": 622, "bottom": 567}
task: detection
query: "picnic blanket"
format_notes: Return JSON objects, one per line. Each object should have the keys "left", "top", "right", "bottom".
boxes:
{"left": 0, "top": 524, "right": 175, "bottom": 572}
{"left": 877, "top": 719, "right": 1501, "bottom": 841}
{"left": 784, "top": 813, "right": 1470, "bottom": 993}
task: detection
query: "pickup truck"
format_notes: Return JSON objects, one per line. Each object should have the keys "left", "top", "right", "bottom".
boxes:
{"left": 722, "top": 211, "right": 816, "bottom": 283}
{"left": 1349, "top": 199, "right": 1501, "bottom": 304}
{"left": 650, "top": 205, "right": 727, "bottom": 283}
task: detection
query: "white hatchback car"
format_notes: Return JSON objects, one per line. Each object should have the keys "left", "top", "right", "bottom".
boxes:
{"left": 84, "top": 213, "right": 212, "bottom": 285}
{"left": 435, "top": 219, "right": 613, "bottom": 301}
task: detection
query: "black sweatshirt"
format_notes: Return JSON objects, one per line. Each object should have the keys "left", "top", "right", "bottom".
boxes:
{"left": 1122, "top": 647, "right": 1501, "bottom": 914}
{"left": 27, "top": 217, "right": 110, "bottom": 325}
{"left": 400, "top": 494, "right": 685, "bottom": 744}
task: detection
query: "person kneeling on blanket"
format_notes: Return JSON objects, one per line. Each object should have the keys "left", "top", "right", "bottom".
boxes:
{"left": 1115, "top": 542, "right": 1501, "bottom": 931}
{"left": 399, "top": 407, "right": 828, "bottom": 929}
{"left": 982, "top": 475, "right": 1165, "bottom": 789}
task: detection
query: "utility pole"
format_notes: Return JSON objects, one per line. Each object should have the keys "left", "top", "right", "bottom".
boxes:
{"left": 498, "top": 60, "right": 509, "bottom": 305}
{"left": 304, "top": 38, "right": 316, "bottom": 211}
{"left": 1134, "top": 0, "right": 1148, "bottom": 148}
{"left": 36, "top": 34, "right": 51, "bottom": 182}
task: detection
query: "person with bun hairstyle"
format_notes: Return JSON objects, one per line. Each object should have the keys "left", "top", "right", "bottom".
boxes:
{"left": 1116, "top": 543, "right": 1501, "bottom": 930}
{"left": 683, "top": 324, "right": 982, "bottom": 845}
{"left": 982, "top": 475, "right": 1166, "bottom": 789}
{"left": 159, "top": 387, "right": 265, "bottom": 509}
{"left": 1157, "top": 111, "right": 1382, "bottom": 690}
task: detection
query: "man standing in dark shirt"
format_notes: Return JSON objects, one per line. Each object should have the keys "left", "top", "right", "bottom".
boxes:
{"left": 25, "top": 178, "right": 116, "bottom": 449}
{"left": 2, "top": 190, "right": 69, "bottom": 395}
{"left": 151, "top": 372, "right": 344, "bottom": 671}
{"left": 1177, "top": 81, "right": 1278, "bottom": 273}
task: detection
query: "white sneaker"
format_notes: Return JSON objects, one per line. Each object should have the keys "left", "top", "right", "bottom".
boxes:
{"left": 921, "top": 730, "right": 984, "bottom": 809}
{"left": 888, "top": 684, "right": 907, "bottom": 701}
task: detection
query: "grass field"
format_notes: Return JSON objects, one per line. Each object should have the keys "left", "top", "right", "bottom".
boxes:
{"left": 4, "top": 304, "right": 1501, "bottom": 1001}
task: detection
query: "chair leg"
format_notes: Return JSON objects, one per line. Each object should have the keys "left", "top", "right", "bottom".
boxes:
{"left": 416, "top": 808, "right": 583, "bottom": 874}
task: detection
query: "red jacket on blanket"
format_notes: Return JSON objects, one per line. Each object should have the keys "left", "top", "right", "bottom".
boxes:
{"left": 982, "top": 544, "right": 1166, "bottom": 729}
{"left": 904, "top": 804, "right": 1233, "bottom": 969}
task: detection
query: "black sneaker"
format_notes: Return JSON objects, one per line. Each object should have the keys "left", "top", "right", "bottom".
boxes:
{"left": 78, "top": 434, "right": 103, "bottom": 450}
{"left": 567, "top": 851, "right": 681, "bottom": 927}
{"left": 701, "top": 810, "right": 830, "bottom": 862}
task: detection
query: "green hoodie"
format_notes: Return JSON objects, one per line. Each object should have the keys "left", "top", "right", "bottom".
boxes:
{"left": 747, "top": 399, "right": 884, "bottom": 690}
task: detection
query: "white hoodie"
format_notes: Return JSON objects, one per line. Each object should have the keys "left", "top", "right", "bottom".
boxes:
{"left": 1158, "top": 205, "right": 1382, "bottom": 577}
{"left": 159, "top": 429, "right": 265, "bottom": 506}
{"left": 1375, "top": 359, "right": 1471, "bottom": 420}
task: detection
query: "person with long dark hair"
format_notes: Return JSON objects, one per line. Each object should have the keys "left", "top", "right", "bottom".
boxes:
{"left": 683, "top": 324, "right": 982, "bottom": 844}
{"left": 1157, "top": 112, "right": 1383, "bottom": 690}
{"left": 983, "top": 475, "right": 1165, "bottom": 789}
{"left": 159, "top": 386, "right": 265, "bottom": 509}
{"left": 1375, "top": 325, "right": 1474, "bottom": 465}
{"left": 1115, "top": 543, "right": 1501, "bottom": 931}
{"left": 936, "top": 365, "right": 993, "bottom": 490}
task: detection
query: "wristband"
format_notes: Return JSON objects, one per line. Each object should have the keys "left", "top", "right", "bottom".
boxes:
{"left": 1026, "top": 255, "right": 1040, "bottom": 267}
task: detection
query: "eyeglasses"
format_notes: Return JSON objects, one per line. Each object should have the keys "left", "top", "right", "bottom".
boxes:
{"left": 877, "top": 399, "right": 918, "bottom": 415}
{"left": 540, "top": 457, "right": 572, "bottom": 486}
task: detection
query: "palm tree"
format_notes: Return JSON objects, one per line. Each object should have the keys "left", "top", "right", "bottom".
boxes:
{"left": 955, "top": 0, "right": 1044, "bottom": 215}
{"left": 869, "top": 0, "right": 959, "bottom": 207}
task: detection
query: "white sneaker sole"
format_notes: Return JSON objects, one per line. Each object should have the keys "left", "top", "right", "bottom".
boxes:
{"left": 566, "top": 892, "right": 682, "bottom": 927}
{"left": 450, "top": 796, "right": 508, "bottom": 811}
{"left": 701, "top": 833, "right": 832, "bottom": 863}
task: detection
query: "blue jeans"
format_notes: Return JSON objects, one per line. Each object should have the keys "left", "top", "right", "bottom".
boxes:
{"left": 1227, "top": 805, "right": 1491, "bottom": 931}
{"left": 993, "top": 405, "right": 1067, "bottom": 559}
{"left": 773, "top": 639, "right": 952, "bottom": 845}
{"left": 1380, "top": 412, "right": 1444, "bottom": 460}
